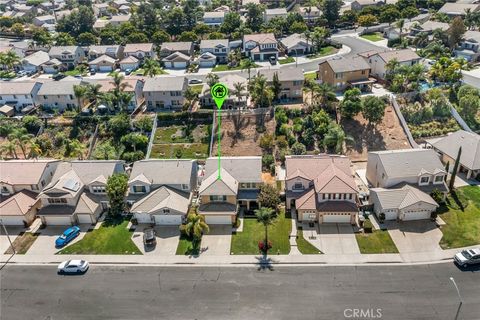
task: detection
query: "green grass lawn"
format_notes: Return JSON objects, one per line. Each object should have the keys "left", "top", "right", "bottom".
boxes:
{"left": 59, "top": 220, "right": 141, "bottom": 255}
{"left": 190, "top": 84, "right": 204, "bottom": 94}
{"left": 296, "top": 229, "right": 322, "bottom": 254}
{"left": 279, "top": 57, "right": 295, "bottom": 65}
{"left": 439, "top": 186, "right": 480, "bottom": 249}
{"left": 150, "top": 143, "right": 209, "bottom": 159}
{"left": 231, "top": 209, "right": 291, "bottom": 255}
{"left": 176, "top": 235, "right": 200, "bottom": 255}
{"left": 355, "top": 230, "right": 399, "bottom": 254}
{"left": 63, "top": 68, "right": 86, "bottom": 76}
{"left": 212, "top": 60, "right": 259, "bottom": 72}
{"left": 360, "top": 32, "right": 384, "bottom": 42}
{"left": 134, "top": 68, "right": 167, "bottom": 76}
{"left": 154, "top": 126, "right": 190, "bottom": 143}
{"left": 304, "top": 72, "right": 317, "bottom": 81}
{"left": 306, "top": 46, "right": 337, "bottom": 59}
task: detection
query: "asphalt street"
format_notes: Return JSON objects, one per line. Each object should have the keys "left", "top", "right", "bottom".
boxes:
{"left": 1, "top": 263, "right": 479, "bottom": 320}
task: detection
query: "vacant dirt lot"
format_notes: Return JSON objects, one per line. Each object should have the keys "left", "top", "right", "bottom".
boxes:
{"left": 211, "top": 112, "right": 275, "bottom": 156}
{"left": 341, "top": 104, "right": 411, "bottom": 161}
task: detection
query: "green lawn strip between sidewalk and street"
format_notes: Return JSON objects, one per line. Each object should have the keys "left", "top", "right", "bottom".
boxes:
{"left": 306, "top": 46, "right": 337, "bottom": 59}
{"left": 296, "top": 229, "right": 322, "bottom": 254}
{"left": 278, "top": 57, "right": 295, "bottom": 65}
{"left": 356, "top": 230, "right": 399, "bottom": 254}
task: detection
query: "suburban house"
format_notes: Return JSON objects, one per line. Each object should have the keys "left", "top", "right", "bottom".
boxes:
{"left": 298, "top": 6, "right": 321, "bottom": 22}
{"left": 198, "top": 156, "right": 262, "bottom": 224}
{"left": 203, "top": 11, "right": 225, "bottom": 25}
{"left": 21, "top": 51, "right": 50, "bottom": 73}
{"left": 199, "top": 74, "right": 249, "bottom": 109}
{"left": 88, "top": 54, "right": 117, "bottom": 72}
{"left": 93, "top": 2, "right": 109, "bottom": 16}
{"left": 37, "top": 160, "right": 125, "bottom": 225}
{"left": 35, "top": 79, "right": 82, "bottom": 111}
{"left": 197, "top": 52, "right": 218, "bottom": 68}
{"left": 32, "top": 14, "right": 55, "bottom": 26}
{"left": 162, "top": 52, "right": 191, "bottom": 69}
{"left": 41, "top": 58, "right": 64, "bottom": 74}
{"left": 317, "top": 56, "right": 374, "bottom": 92}
{"left": 128, "top": 159, "right": 197, "bottom": 225}
{"left": 200, "top": 39, "right": 230, "bottom": 64}
{"left": 455, "top": 31, "right": 480, "bottom": 62}
{"left": 431, "top": 130, "right": 480, "bottom": 180}
{"left": 48, "top": 46, "right": 85, "bottom": 68}
{"left": 360, "top": 49, "right": 421, "bottom": 80}
{"left": 257, "top": 68, "right": 304, "bottom": 100}
{"left": 88, "top": 45, "right": 124, "bottom": 60}
{"left": 285, "top": 155, "right": 359, "bottom": 225}
{"left": 437, "top": 3, "right": 480, "bottom": 17}
{"left": 280, "top": 33, "right": 313, "bottom": 56}
{"left": 159, "top": 42, "right": 194, "bottom": 59}
{"left": 409, "top": 20, "right": 449, "bottom": 37}
{"left": 264, "top": 8, "right": 287, "bottom": 22}
{"left": 369, "top": 185, "right": 439, "bottom": 221}
{"left": 119, "top": 56, "right": 140, "bottom": 71}
{"left": 84, "top": 78, "right": 144, "bottom": 112}
{"left": 243, "top": 33, "right": 279, "bottom": 61}
{"left": 0, "top": 160, "right": 59, "bottom": 226}
{"left": 0, "top": 81, "right": 42, "bottom": 111}
{"left": 123, "top": 43, "right": 155, "bottom": 60}
{"left": 143, "top": 76, "right": 188, "bottom": 110}
{"left": 350, "top": 0, "right": 385, "bottom": 11}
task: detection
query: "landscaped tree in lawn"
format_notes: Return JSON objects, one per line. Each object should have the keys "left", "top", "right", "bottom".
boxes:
{"left": 142, "top": 58, "right": 162, "bottom": 77}
{"left": 291, "top": 141, "right": 306, "bottom": 155}
{"left": 362, "top": 96, "right": 386, "bottom": 127}
{"left": 106, "top": 173, "right": 128, "bottom": 217}
{"left": 311, "top": 27, "right": 329, "bottom": 53}
{"left": 340, "top": 88, "right": 363, "bottom": 119}
{"left": 184, "top": 212, "right": 210, "bottom": 248}
{"left": 449, "top": 147, "right": 462, "bottom": 191}
{"left": 258, "top": 184, "right": 280, "bottom": 211}
{"left": 272, "top": 72, "right": 282, "bottom": 102}
{"left": 255, "top": 207, "right": 276, "bottom": 254}
{"left": 431, "top": 189, "right": 444, "bottom": 204}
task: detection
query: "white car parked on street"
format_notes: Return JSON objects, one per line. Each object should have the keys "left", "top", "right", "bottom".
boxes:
{"left": 57, "top": 260, "right": 89, "bottom": 274}
{"left": 454, "top": 248, "right": 480, "bottom": 267}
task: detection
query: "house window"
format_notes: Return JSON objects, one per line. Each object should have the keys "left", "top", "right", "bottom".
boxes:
{"left": 48, "top": 198, "right": 67, "bottom": 204}
{"left": 133, "top": 185, "right": 146, "bottom": 193}
{"left": 92, "top": 186, "right": 106, "bottom": 193}
{"left": 1, "top": 186, "right": 10, "bottom": 194}
{"left": 434, "top": 175, "right": 444, "bottom": 183}
{"left": 163, "top": 208, "right": 170, "bottom": 214}
{"left": 293, "top": 182, "right": 303, "bottom": 190}
{"left": 210, "top": 195, "right": 227, "bottom": 202}
{"left": 420, "top": 176, "right": 430, "bottom": 184}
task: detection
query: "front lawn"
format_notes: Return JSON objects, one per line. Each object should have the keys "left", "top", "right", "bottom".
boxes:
{"left": 279, "top": 57, "right": 295, "bottom": 65}
{"left": 5, "top": 232, "right": 39, "bottom": 254}
{"left": 356, "top": 230, "right": 399, "bottom": 254}
{"left": 59, "top": 220, "right": 141, "bottom": 255}
{"left": 360, "top": 32, "right": 384, "bottom": 42}
{"left": 439, "top": 186, "right": 480, "bottom": 249}
{"left": 63, "top": 68, "right": 86, "bottom": 76}
{"left": 306, "top": 46, "right": 337, "bottom": 59}
{"left": 304, "top": 72, "right": 317, "bottom": 81}
{"left": 190, "top": 84, "right": 204, "bottom": 94}
{"left": 212, "top": 60, "right": 259, "bottom": 72}
{"left": 230, "top": 208, "right": 291, "bottom": 255}
{"left": 296, "top": 229, "right": 322, "bottom": 254}
{"left": 176, "top": 235, "right": 200, "bottom": 255}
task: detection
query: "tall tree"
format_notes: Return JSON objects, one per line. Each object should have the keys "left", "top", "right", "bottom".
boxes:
{"left": 255, "top": 207, "right": 275, "bottom": 254}
{"left": 323, "top": 123, "right": 353, "bottom": 154}
{"left": 449, "top": 147, "right": 462, "bottom": 191}
{"left": 258, "top": 184, "right": 280, "bottom": 210}
{"left": 142, "top": 58, "right": 162, "bottom": 77}
{"left": 340, "top": 88, "right": 362, "bottom": 119}
{"left": 272, "top": 72, "right": 282, "bottom": 102}
{"left": 245, "top": 3, "right": 265, "bottom": 32}
{"left": 241, "top": 58, "right": 256, "bottom": 81}
{"left": 362, "top": 96, "right": 386, "bottom": 127}
{"left": 184, "top": 213, "right": 210, "bottom": 248}
{"left": 106, "top": 173, "right": 128, "bottom": 217}
{"left": 321, "top": 0, "right": 341, "bottom": 27}
{"left": 448, "top": 17, "right": 466, "bottom": 50}
{"left": 73, "top": 84, "right": 87, "bottom": 112}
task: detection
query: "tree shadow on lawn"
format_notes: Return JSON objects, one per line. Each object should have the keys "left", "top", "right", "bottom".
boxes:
{"left": 447, "top": 191, "right": 468, "bottom": 212}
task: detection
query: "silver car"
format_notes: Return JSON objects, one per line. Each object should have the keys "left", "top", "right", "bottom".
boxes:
{"left": 454, "top": 248, "right": 480, "bottom": 267}
{"left": 58, "top": 260, "right": 89, "bottom": 274}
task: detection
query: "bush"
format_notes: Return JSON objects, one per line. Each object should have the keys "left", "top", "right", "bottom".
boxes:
{"left": 179, "top": 224, "right": 188, "bottom": 236}
{"left": 22, "top": 115, "right": 42, "bottom": 134}
{"left": 363, "top": 219, "right": 373, "bottom": 233}
{"left": 262, "top": 154, "right": 274, "bottom": 171}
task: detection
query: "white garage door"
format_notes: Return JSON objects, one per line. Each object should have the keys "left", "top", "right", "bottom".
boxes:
{"left": 0, "top": 216, "right": 25, "bottom": 226}
{"left": 323, "top": 214, "right": 351, "bottom": 223}
{"left": 402, "top": 210, "right": 431, "bottom": 221}
{"left": 135, "top": 213, "right": 152, "bottom": 224}
{"left": 77, "top": 214, "right": 93, "bottom": 224}
{"left": 205, "top": 215, "right": 232, "bottom": 225}
{"left": 44, "top": 216, "right": 72, "bottom": 225}
{"left": 174, "top": 62, "right": 187, "bottom": 69}
{"left": 153, "top": 215, "right": 182, "bottom": 225}
{"left": 99, "top": 65, "right": 112, "bottom": 72}
{"left": 384, "top": 210, "right": 397, "bottom": 221}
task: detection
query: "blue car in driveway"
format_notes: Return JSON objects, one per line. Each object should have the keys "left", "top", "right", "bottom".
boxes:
{"left": 55, "top": 226, "right": 81, "bottom": 248}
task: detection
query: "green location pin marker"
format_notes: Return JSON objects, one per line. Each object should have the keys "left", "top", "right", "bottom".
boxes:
{"left": 211, "top": 83, "right": 229, "bottom": 109}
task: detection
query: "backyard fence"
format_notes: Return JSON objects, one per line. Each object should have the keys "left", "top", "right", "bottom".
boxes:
{"left": 145, "top": 114, "right": 158, "bottom": 159}
{"left": 86, "top": 123, "right": 100, "bottom": 160}
{"left": 390, "top": 95, "right": 420, "bottom": 149}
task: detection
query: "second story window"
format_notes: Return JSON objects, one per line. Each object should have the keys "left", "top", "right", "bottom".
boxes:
{"left": 293, "top": 182, "right": 303, "bottom": 190}
{"left": 92, "top": 186, "right": 106, "bottom": 193}
{"left": 133, "top": 185, "right": 146, "bottom": 193}
{"left": 434, "top": 175, "right": 444, "bottom": 183}
{"left": 210, "top": 195, "right": 227, "bottom": 202}
{"left": 420, "top": 176, "right": 430, "bottom": 184}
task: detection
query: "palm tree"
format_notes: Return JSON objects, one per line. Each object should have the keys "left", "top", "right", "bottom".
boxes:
{"left": 241, "top": 58, "right": 256, "bottom": 81}
{"left": 0, "top": 51, "right": 21, "bottom": 71}
{"left": 142, "top": 58, "right": 161, "bottom": 77}
{"left": 412, "top": 32, "right": 429, "bottom": 50}
{"left": 396, "top": 19, "right": 405, "bottom": 41}
{"left": 184, "top": 212, "right": 210, "bottom": 247}
{"left": 304, "top": 30, "right": 312, "bottom": 54}
{"left": 323, "top": 123, "right": 354, "bottom": 154}
{"left": 28, "top": 142, "right": 42, "bottom": 159}
{"left": 206, "top": 73, "right": 219, "bottom": 87}
{"left": 86, "top": 83, "right": 102, "bottom": 107}
{"left": 183, "top": 86, "right": 198, "bottom": 111}
{"left": 255, "top": 207, "right": 275, "bottom": 254}
{"left": 312, "top": 83, "right": 336, "bottom": 110}
{"left": 64, "top": 138, "right": 85, "bottom": 159}
{"left": 0, "top": 140, "right": 18, "bottom": 159}
{"left": 250, "top": 75, "right": 274, "bottom": 108}
{"left": 233, "top": 81, "right": 246, "bottom": 108}
{"left": 8, "top": 128, "right": 33, "bottom": 159}
{"left": 73, "top": 84, "right": 87, "bottom": 112}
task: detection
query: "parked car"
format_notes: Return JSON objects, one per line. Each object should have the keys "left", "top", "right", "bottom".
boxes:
{"left": 17, "top": 70, "right": 27, "bottom": 77}
{"left": 57, "top": 260, "right": 89, "bottom": 274}
{"left": 188, "top": 78, "right": 203, "bottom": 85}
{"left": 454, "top": 248, "right": 480, "bottom": 267}
{"left": 143, "top": 228, "right": 156, "bottom": 247}
{"left": 269, "top": 56, "right": 277, "bottom": 65}
{"left": 55, "top": 226, "right": 81, "bottom": 248}
{"left": 125, "top": 68, "right": 132, "bottom": 75}
{"left": 90, "top": 68, "right": 96, "bottom": 75}
{"left": 52, "top": 73, "right": 66, "bottom": 81}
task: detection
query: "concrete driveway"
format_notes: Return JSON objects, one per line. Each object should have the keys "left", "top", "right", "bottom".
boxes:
{"left": 0, "top": 227, "right": 22, "bottom": 254}
{"left": 26, "top": 225, "right": 90, "bottom": 255}
{"left": 131, "top": 225, "right": 179, "bottom": 256}
{"left": 200, "top": 225, "right": 232, "bottom": 255}
{"left": 386, "top": 221, "right": 443, "bottom": 253}
{"left": 302, "top": 223, "right": 360, "bottom": 254}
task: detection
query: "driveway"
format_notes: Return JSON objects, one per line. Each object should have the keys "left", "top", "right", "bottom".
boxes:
{"left": 200, "top": 225, "right": 232, "bottom": 255}
{"left": 0, "top": 227, "right": 22, "bottom": 254}
{"left": 131, "top": 225, "right": 179, "bottom": 256}
{"left": 302, "top": 223, "right": 360, "bottom": 254}
{"left": 26, "top": 225, "right": 90, "bottom": 255}
{"left": 386, "top": 221, "right": 443, "bottom": 253}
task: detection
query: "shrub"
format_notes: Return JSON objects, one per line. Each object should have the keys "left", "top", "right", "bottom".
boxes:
{"left": 363, "top": 219, "right": 373, "bottom": 233}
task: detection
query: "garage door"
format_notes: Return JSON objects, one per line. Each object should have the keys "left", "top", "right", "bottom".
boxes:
{"left": 384, "top": 211, "right": 397, "bottom": 221}
{"left": 44, "top": 216, "right": 72, "bottom": 225}
{"left": 0, "top": 216, "right": 25, "bottom": 226}
{"left": 402, "top": 210, "right": 431, "bottom": 221}
{"left": 135, "top": 213, "right": 152, "bottom": 224}
{"left": 205, "top": 215, "right": 232, "bottom": 225}
{"left": 174, "top": 62, "right": 187, "bottom": 69}
{"left": 77, "top": 214, "right": 93, "bottom": 224}
{"left": 99, "top": 65, "right": 112, "bottom": 72}
{"left": 153, "top": 215, "right": 182, "bottom": 225}
{"left": 322, "top": 214, "right": 351, "bottom": 223}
